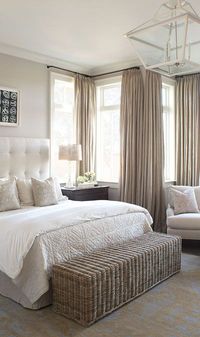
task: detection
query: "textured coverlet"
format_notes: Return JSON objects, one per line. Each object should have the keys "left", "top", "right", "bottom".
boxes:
{"left": 0, "top": 200, "right": 153, "bottom": 303}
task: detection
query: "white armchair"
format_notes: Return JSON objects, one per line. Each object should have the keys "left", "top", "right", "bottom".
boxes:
{"left": 167, "top": 186, "right": 200, "bottom": 240}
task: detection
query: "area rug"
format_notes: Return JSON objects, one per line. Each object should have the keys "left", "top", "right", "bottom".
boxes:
{"left": 0, "top": 250, "right": 200, "bottom": 337}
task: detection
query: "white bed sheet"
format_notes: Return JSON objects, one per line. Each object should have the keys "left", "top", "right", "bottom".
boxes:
{"left": 0, "top": 200, "right": 153, "bottom": 304}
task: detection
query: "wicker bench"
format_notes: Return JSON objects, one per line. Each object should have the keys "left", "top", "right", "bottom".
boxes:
{"left": 52, "top": 232, "right": 181, "bottom": 326}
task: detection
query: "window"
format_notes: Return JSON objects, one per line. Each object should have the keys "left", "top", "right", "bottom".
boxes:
{"left": 162, "top": 81, "right": 175, "bottom": 181}
{"left": 96, "top": 78, "right": 121, "bottom": 183}
{"left": 50, "top": 73, "right": 74, "bottom": 182}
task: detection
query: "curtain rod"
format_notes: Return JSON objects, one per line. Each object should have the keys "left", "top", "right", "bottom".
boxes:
{"left": 47, "top": 65, "right": 90, "bottom": 77}
{"left": 93, "top": 66, "right": 140, "bottom": 78}
{"left": 47, "top": 65, "right": 140, "bottom": 78}
{"left": 175, "top": 72, "right": 200, "bottom": 79}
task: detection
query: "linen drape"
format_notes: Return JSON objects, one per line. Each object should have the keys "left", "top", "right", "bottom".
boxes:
{"left": 120, "top": 68, "right": 144, "bottom": 204}
{"left": 74, "top": 74, "right": 96, "bottom": 176}
{"left": 176, "top": 74, "right": 200, "bottom": 186}
{"left": 120, "top": 69, "right": 166, "bottom": 232}
{"left": 142, "top": 70, "right": 165, "bottom": 232}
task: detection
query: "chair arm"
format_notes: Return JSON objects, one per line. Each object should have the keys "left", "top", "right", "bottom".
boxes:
{"left": 166, "top": 205, "right": 174, "bottom": 218}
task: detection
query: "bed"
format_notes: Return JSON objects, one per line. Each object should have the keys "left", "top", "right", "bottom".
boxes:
{"left": 0, "top": 137, "right": 153, "bottom": 309}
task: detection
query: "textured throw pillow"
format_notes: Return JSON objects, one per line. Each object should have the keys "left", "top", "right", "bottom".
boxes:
{"left": 16, "top": 178, "right": 34, "bottom": 206}
{"left": 173, "top": 188, "right": 199, "bottom": 215}
{"left": 168, "top": 185, "right": 191, "bottom": 208}
{"left": 31, "top": 177, "right": 58, "bottom": 207}
{"left": 0, "top": 178, "right": 20, "bottom": 212}
{"left": 168, "top": 185, "right": 200, "bottom": 211}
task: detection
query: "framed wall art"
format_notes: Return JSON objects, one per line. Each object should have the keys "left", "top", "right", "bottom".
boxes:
{"left": 0, "top": 87, "right": 20, "bottom": 127}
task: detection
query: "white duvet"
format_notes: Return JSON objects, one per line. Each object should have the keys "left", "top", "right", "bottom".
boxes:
{"left": 0, "top": 200, "right": 153, "bottom": 303}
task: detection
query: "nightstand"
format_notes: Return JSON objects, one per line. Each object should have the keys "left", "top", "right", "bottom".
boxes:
{"left": 61, "top": 185, "right": 109, "bottom": 201}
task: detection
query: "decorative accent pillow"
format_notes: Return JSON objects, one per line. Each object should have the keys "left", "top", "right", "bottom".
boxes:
{"left": 0, "top": 178, "right": 20, "bottom": 212}
{"left": 16, "top": 178, "right": 34, "bottom": 206}
{"left": 168, "top": 185, "right": 200, "bottom": 211}
{"left": 173, "top": 188, "right": 199, "bottom": 215}
{"left": 31, "top": 177, "right": 58, "bottom": 207}
{"left": 53, "top": 177, "right": 67, "bottom": 201}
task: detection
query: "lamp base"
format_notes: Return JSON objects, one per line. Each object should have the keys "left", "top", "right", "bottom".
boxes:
{"left": 66, "top": 177, "right": 74, "bottom": 188}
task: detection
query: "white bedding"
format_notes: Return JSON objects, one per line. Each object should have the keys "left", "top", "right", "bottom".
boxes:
{"left": 0, "top": 200, "right": 153, "bottom": 304}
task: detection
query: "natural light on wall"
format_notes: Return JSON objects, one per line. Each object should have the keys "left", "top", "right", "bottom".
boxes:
{"left": 96, "top": 79, "right": 121, "bottom": 183}
{"left": 162, "top": 81, "right": 175, "bottom": 182}
{"left": 50, "top": 73, "right": 75, "bottom": 182}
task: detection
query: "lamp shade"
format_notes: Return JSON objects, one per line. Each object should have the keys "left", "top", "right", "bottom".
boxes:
{"left": 59, "top": 144, "right": 82, "bottom": 161}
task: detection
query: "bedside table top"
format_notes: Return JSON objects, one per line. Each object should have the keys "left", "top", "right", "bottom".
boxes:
{"left": 61, "top": 185, "right": 109, "bottom": 192}
{"left": 61, "top": 185, "right": 109, "bottom": 201}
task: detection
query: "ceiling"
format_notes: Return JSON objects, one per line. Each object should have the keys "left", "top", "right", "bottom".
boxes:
{"left": 0, "top": 0, "right": 199, "bottom": 75}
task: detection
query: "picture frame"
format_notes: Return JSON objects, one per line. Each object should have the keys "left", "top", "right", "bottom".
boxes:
{"left": 0, "top": 86, "right": 20, "bottom": 127}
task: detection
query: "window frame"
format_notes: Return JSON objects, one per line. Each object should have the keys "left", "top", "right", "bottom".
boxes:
{"left": 95, "top": 76, "right": 122, "bottom": 187}
{"left": 50, "top": 71, "right": 75, "bottom": 180}
{"left": 162, "top": 76, "right": 176, "bottom": 183}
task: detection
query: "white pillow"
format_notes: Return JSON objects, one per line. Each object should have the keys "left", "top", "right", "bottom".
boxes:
{"left": 16, "top": 178, "right": 34, "bottom": 206}
{"left": 31, "top": 177, "right": 58, "bottom": 207}
{"left": 193, "top": 187, "right": 200, "bottom": 210}
{"left": 173, "top": 188, "right": 199, "bottom": 215}
{"left": 169, "top": 185, "right": 200, "bottom": 210}
{"left": 0, "top": 178, "right": 20, "bottom": 212}
{"left": 0, "top": 177, "right": 8, "bottom": 182}
{"left": 53, "top": 177, "right": 67, "bottom": 201}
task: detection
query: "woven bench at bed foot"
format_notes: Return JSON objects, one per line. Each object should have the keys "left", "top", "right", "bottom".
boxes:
{"left": 52, "top": 232, "right": 181, "bottom": 326}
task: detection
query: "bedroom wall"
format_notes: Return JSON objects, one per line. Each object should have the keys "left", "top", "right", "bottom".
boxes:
{"left": 0, "top": 54, "right": 48, "bottom": 138}
{"left": 0, "top": 53, "right": 120, "bottom": 200}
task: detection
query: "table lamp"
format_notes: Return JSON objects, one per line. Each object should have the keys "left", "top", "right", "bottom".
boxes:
{"left": 59, "top": 144, "right": 82, "bottom": 187}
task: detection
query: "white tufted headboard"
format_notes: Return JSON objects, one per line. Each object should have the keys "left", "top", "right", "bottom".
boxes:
{"left": 0, "top": 137, "right": 50, "bottom": 179}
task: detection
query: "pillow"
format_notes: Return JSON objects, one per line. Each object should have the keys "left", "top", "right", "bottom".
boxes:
{"left": 16, "top": 178, "right": 34, "bottom": 206}
{"left": 193, "top": 186, "right": 200, "bottom": 210}
{"left": 0, "top": 178, "right": 20, "bottom": 212}
{"left": 0, "top": 177, "right": 8, "bottom": 182}
{"left": 31, "top": 177, "right": 58, "bottom": 207}
{"left": 168, "top": 185, "right": 200, "bottom": 210}
{"left": 53, "top": 177, "right": 67, "bottom": 201}
{"left": 173, "top": 188, "right": 199, "bottom": 215}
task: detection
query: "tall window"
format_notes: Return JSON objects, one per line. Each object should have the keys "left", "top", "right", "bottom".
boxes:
{"left": 162, "top": 81, "right": 175, "bottom": 181}
{"left": 50, "top": 73, "right": 74, "bottom": 182}
{"left": 96, "top": 78, "right": 121, "bottom": 183}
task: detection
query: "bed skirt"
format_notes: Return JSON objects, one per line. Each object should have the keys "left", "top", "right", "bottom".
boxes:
{"left": 0, "top": 271, "right": 52, "bottom": 309}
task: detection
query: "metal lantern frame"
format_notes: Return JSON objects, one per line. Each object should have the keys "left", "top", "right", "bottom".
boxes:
{"left": 126, "top": 1, "right": 200, "bottom": 77}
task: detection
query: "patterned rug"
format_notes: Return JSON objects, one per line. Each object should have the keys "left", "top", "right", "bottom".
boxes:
{"left": 0, "top": 249, "right": 200, "bottom": 337}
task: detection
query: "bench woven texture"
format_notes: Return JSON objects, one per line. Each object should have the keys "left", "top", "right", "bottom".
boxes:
{"left": 52, "top": 232, "right": 181, "bottom": 326}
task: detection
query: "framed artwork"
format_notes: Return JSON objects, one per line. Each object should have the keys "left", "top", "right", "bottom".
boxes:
{"left": 0, "top": 87, "right": 20, "bottom": 127}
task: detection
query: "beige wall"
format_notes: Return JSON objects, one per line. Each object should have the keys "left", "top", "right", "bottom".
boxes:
{"left": 0, "top": 54, "right": 121, "bottom": 200}
{"left": 0, "top": 54, "right": 49, "bottom": 138}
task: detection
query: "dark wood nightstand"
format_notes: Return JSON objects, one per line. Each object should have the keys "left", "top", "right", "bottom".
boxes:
{"left": 61, "top": 185, "right": 109, "bottom": 201}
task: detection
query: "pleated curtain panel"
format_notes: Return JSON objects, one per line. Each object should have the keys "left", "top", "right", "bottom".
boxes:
{"left": 142, "top": 71, "right": 166, "bottom": 232}
{"left": 74, "top": 74, "right": 96, "bottom": 176}
{"left": 176, "top": 74, "right": 200, "bottom": 186}
{"left": 120, "top": 69, "right": 166, "bottom": 232}
{"left": 120, "top": 69, "right": 144, "bottom": 204}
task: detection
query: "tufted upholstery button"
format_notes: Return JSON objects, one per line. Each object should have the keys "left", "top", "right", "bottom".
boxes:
{"left": 0, "top": 137, "right": 50, "bottom": 179}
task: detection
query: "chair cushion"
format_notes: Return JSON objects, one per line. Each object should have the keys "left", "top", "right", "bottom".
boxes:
{"left": 167, "top": 213, "right": 200, "bottom": 230}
